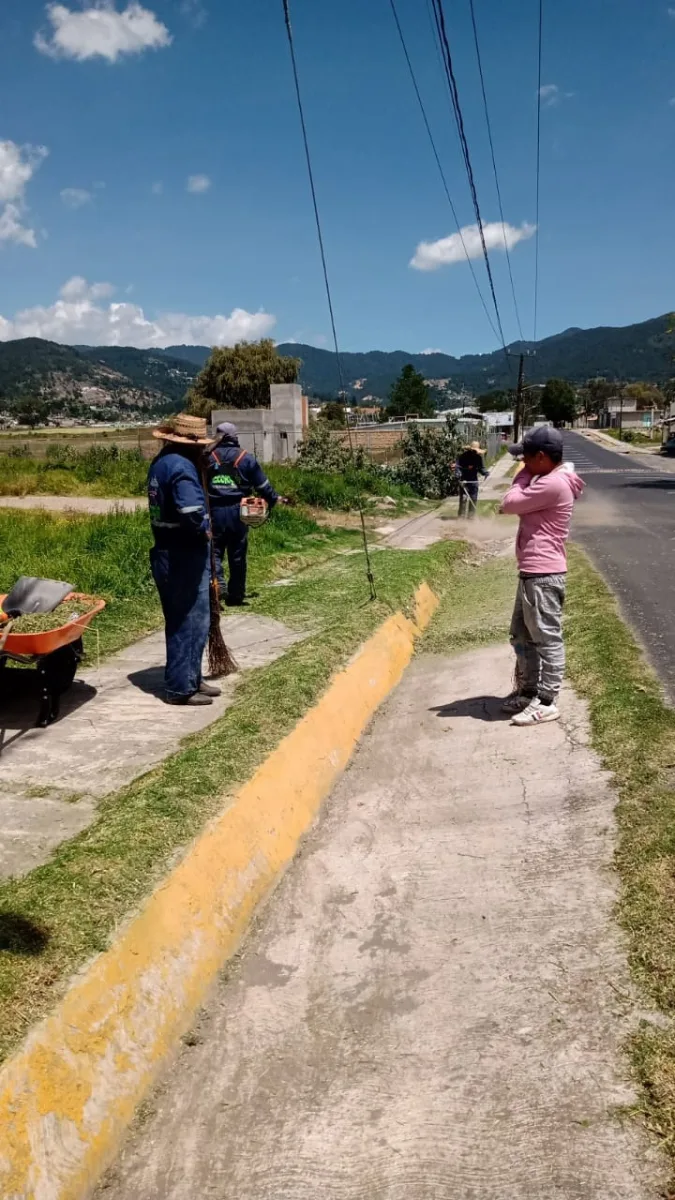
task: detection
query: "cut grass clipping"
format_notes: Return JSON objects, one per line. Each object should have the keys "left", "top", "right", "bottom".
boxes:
{"left": 564, "top": 545, "right": 675, "bottom": 1178}
{"left": 0, "top": 539, "right": 466, "bottom": 1064}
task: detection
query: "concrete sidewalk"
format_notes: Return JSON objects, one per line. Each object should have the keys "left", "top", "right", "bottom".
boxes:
{"left": 99, "top": 644, "right": 663, "bottom": 1200}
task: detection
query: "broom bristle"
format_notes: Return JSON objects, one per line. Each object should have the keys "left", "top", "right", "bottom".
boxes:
{"left": 208, "top": 582, "right": 237, "bottom": 677}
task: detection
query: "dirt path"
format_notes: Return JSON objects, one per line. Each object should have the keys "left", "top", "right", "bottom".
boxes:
{"left": 99, "top": 644, "right": 663, "bottom": 1199}
{"left": 0, "top": 495, "right": 145, "bottom": 514}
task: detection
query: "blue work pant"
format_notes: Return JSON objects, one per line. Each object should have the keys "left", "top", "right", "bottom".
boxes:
{"left": 212, "top": 506, "right": 248, "bottom": 603}
{"left": 150, "top": 544, "right": 210, "bottom": 699}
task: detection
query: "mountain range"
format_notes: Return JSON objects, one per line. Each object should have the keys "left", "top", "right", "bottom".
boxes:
{"left": 0, "top": 338, "right": 198, "bottom": 416}
{"left": 164, "top": 312, "right": 675, "bottom": 399}
{"left": 0, "top": 311, "right": 672, "bottom": 417}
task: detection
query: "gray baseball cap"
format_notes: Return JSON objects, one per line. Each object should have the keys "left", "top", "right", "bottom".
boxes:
{"left": 509, "top": 425, "right": 564, "bottom": 458}
{"left": 216, "top": 421, "right": 239, "bottom": 441}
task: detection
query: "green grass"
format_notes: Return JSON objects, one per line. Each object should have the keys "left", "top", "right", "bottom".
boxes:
{"left": 563, "top": 545, "right": 675, "bottom": 1179}
{"left": 0, "top": 507, "right": 359, "bottom": 660}
{"left": 0, "top": 538, "right": 464, "bottom": 1063}
{"left": 421, "top": 551, "right": 515, "bottom": 655}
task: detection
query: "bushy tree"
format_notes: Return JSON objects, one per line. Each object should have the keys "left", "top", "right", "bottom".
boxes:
{"left": 392, "top": 417, "right": 463, "bottom": 498}
{"left": 388, "top": 364, "right": 435, "bottom": 419}
{"left": 188, "top": 339, "right": 301, "bottom": 418}
{"left": 476, "top": 388, "right": 511, "bottom": 413}
{"left": 540, "top": 378, "right": 577, "bottom": 426}
{"left": 318, "top": 401, "right": 347, "bottom": 427}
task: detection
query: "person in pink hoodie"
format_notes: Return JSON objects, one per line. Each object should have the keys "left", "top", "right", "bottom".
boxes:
{"left": 499, "top": 426, "right": 584, "bottom": 726}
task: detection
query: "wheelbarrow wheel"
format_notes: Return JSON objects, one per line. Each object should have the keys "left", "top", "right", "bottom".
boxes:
{"left": 37, "top": 639, "right": 84, "bottom": 727}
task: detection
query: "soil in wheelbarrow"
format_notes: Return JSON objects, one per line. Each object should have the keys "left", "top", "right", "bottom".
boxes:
{"left": 9, "top": 598, "right": 96, "bottom": 634}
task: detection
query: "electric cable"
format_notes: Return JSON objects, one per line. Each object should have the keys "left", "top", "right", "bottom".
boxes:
{"left": 467, "top": 0, "right": 525, "bottom": 343}
{"left": 281, "top": 0, "right": 376, "bottom": 600}
{"left": 388, "top": 0, "right": 500, "bottom": 345}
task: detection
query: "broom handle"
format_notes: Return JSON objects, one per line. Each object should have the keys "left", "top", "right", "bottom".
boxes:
{"left": 200, "top": 462, "right": 220, "bottom": 593}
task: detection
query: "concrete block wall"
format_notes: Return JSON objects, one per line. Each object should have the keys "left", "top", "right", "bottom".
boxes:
{"left": 210, "top": 384, "right": 307, "bottom": 463}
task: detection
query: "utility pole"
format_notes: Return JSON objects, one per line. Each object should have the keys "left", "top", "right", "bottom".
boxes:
{"left": 513, "top": 353, "right": 525, "bottom": 443}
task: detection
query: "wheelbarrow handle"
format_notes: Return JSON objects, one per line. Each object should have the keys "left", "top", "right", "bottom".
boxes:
{"left": 0, "top": 617, "right": 16, "bottom": 654}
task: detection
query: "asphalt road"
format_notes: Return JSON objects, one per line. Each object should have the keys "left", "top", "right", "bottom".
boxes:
{"left": 565, "top": 431, "right": 675, "bottom": 699}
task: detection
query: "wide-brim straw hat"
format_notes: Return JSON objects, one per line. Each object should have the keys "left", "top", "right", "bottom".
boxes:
{"left": 153, "top": 413, "right": 213, "bottom": 445}
{"left": 469, "top": 440, "right": 484, "bottom": 451}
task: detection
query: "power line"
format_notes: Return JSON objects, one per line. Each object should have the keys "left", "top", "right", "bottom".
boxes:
{"left": 281, "top": 0, "right": 376, "bottom": 601}
{"left": 467, "top": 0, "right": 525, "bottom": 343}
{"left": 428, "top": 0, "right": 511, "bottom": 365}
{"left": 388, "top": 0, "right": 500, "bottom": 345}
{"left": 533, "top": 0, "right": 544, "bottom": 342}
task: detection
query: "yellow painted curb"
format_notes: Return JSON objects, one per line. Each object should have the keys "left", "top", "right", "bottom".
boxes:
{"left": 0, "top": 582, "right": 438, "bottom": 1200}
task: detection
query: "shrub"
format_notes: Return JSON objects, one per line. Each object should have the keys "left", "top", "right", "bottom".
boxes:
{"left": 388, "top": 418, "right": 464, "bottom": 498}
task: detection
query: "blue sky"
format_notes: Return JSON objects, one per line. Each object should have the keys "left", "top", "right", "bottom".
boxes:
{"left": 0, "top": 0, "right": 673, "bottom": 354}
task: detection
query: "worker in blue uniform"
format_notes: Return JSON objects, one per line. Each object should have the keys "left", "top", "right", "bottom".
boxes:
{"left": 147, "top": 413, "right": 221, "bottom": 706}
{"left": 207, "top": 422, "right": 281, "bottom": 606}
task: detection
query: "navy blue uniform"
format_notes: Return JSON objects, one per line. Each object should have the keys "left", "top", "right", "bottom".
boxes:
{"left": 456, "top": 448, "right": 489, "bottom": 519}
{"left": 207, "top": 443, "right": 279, "bottom": 604}
{"left": 148, "top": 449, "right": 211, "bottom": 699}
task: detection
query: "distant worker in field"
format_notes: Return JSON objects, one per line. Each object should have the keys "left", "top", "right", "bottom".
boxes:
{"left": 207, "top": 422, "right": 281, "bottom": 607}
{"left": 499, "top": 426, "right": 584, "bottom": 727}
{"left": 454, "top": 440, "right": 489, "bottom": 518}
{"left": 148, "top": 413, "right": 220, "bottom": 707}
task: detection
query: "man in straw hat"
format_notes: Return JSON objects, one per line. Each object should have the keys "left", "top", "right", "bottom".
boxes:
{"left": 147, "top": 413, "right": 221, "bottom": 706}
{"left": 454, "top": 440, "right": 489, "bottom": 518}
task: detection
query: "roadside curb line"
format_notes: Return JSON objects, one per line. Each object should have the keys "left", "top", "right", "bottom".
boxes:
{"left": 0, "top": 582, "right": 439, "bottom": 1200}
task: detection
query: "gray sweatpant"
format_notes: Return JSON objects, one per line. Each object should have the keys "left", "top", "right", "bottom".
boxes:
{"left": 510, "top": 573, "right": 566, "bottom": 703}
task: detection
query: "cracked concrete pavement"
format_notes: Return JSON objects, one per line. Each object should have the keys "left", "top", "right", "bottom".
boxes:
{"left": 0, "top": 612, "right": 304, "bottom": 880}
{"left": 98, "top": 643, "right": 664, "bottom": 1200}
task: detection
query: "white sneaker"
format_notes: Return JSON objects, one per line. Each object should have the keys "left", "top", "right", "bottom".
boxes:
{"left": 500, "top": 692, "right": 532, "bottom": 715}
{"left": 511, "top": 697, "right": 560, "bottom": 726}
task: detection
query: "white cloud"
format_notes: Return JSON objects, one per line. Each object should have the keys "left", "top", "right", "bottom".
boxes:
{"left": 35, "top": 2, "right": 172, "bottom": 63}
{"left": 0, "top": 277, "right": 277, "bottom": 348}
{"left": 0, "top": 205, "right": 38, "bottom": 248}
{"left": 151, "top": 180, "right": 163, "bottom": 194}
{"left": 420, "top": 348, "right": 445, "bottom": 355}
{"left": 60, "top": 186, "right": 93, "bottom": 209}
{"left": 187, "top": 173, "right": 211, "bottom": 194}
{"left": 410, "top": 221, "right": 536, "bottom": 272}
{"left": 669, "top": 96, "right": 675, "bottom": 107}
{"left": 539, "top": 83, "right": 560, "bottom": 107}
{"left": 180, "top": 0, "right": 207, "bottom": 28}
{"left": 0, "top": 140, "right": 48, "bottom": 249}
{"left": 668, "top": 7, "right": 675, "bottom": 15}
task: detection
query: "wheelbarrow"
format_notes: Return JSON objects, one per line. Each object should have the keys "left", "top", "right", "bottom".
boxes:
{"left": 0, "top": 577, "right": 106, "bottom": 727}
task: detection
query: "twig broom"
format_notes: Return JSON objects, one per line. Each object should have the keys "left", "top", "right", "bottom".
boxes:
{"left": 201, "top": 464, "right": 238, "bottom": 678}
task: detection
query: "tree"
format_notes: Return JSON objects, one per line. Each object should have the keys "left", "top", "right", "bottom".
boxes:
{"left": 318, "top": 401, "right": 347, "bottom": 427}
{"left": 584, "top": 377, "right": 615, "bottom": 417}
{"left": 388, "top": 364, "right": 435, "bottom": 419}
{"left": 476, "top": 388, "right": 510, "bottom": 413}
{"left": 540, "top": 378, "right": 577, "bottom": 426}
{"left": 16, "top": 400, "right": 50, "bottom": 428}
{"left": 621, "top": 381, "right": 665, "bottom": 410}
{"left": 187, "top": 339, "right": 301, "bottom": 418}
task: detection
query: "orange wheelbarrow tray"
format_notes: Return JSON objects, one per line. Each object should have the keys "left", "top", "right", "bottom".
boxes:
{"left": 0, "top": 592, "right": 106, "bottom": 658}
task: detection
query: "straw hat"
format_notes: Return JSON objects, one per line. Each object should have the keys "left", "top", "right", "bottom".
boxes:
{"left": 152, "top": 413, "right": 213, "bottom": 445}
{"left": 469, "top": 440, "right": 484, "bottom": 452}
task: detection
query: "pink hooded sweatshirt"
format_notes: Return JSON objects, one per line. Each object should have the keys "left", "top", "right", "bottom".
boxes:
{"left": 500, "top": 465, "right": 584, "bottom": 575}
